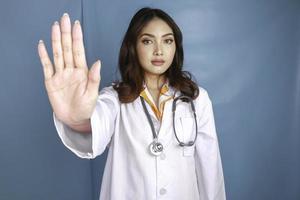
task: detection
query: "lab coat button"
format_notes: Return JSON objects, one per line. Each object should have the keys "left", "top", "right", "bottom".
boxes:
{"left": 159, "top": 188, "right": 167, "bottom": 195}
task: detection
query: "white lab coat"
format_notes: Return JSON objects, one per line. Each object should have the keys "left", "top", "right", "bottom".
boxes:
{"left": 53, "top": 85, "right": 226, "bottom": 200}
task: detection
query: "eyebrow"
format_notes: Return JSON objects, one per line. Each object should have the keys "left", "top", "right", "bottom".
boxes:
{"left": 139, "top": 33, "right": 174, "bottom": 38}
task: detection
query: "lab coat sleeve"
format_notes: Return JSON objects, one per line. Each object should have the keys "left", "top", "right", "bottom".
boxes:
{"left": 195, "top": 88, "right": 226, "bottom": 200}
{"left": 53, "top": 86, "right": 119, "bottom": 159}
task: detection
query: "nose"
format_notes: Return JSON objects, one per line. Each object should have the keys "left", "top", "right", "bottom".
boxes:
{"left": 153, "top": 42, "right": 163, "bottom": 56}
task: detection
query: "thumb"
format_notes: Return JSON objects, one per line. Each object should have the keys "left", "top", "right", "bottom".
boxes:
{"left": 86, "top": 60, "right": 101, "bottom": 96}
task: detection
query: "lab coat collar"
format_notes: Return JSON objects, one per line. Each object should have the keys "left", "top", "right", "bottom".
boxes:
{"left": 140, "top": 79, "right": 178, "bottom": 98}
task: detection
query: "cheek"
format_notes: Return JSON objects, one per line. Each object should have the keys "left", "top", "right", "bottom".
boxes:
{"left": 137, "top": 47, "right": 150, "bottom": 62}
{"left": 166, "top": 47, "right": 176, "bottom": 61}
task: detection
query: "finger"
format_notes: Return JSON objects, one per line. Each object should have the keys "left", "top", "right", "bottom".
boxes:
{"left": 61, "top": 13, "right": 74, "bottom": 69}
{"left": 38, "top": 40, "right": 54, "bottom": 81}
{"left": 72, "top": 20, "right": 88, "bottom": 69}
{"left": 85, "top": 60, "right": 101, "bottom": 96}
{"left": 51, "top": 21, "right": 64, "bottom": 73}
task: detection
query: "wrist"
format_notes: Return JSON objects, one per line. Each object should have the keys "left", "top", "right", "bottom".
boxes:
{"left": 67, "top": 119, "right": 92, "bottom": 133}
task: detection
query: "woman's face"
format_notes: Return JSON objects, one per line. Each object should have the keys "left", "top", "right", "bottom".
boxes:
{"left": 136, "top": 18, "right": 176, "bottom": 79}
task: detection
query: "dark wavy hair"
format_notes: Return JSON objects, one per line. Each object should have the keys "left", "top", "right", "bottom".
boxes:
{"left": 113, "top": 7, "right": 199, "bottom": 103}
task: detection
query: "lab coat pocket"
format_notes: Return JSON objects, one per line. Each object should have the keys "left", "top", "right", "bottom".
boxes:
{"left": 180, "top": 117, "right": 196, "bottom": 157}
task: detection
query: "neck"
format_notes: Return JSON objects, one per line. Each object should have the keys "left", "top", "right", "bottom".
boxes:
{"left": 144, "top": 74, "right": 166, "bottom": 91}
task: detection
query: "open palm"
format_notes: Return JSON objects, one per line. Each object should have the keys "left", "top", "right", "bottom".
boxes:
{"left": 38, "top": 13, "right": 101, "bottom": 128}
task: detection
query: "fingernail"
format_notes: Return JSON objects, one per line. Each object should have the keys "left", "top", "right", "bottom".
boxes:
{"left": 95, "top": 60, "right": 100, "bottom": 67}
{"left": 39, "top": 40, "right": 43, "bottom": 44}
{"left": 97, "top": 60, "right": 101, "bottom": 71}
{"left": 75, "top": 20, "right": 80, "bottom": 25}
{"left": 63, "top": 13, "right": 69, "bottom": 17}
{"left": 54, "top": 21, "right": 59, "bottom": 25}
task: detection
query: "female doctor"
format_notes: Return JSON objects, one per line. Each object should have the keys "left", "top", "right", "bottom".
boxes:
{"left": 38, "top": 7, "right": 226, "bottom": 200}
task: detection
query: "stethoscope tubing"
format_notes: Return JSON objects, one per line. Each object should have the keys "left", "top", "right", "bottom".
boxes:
{"left": 140, "top": 95, "right": 198, "bottom": 147}
{"left": 172, "top": 95, "right": 198, "bottom": 147}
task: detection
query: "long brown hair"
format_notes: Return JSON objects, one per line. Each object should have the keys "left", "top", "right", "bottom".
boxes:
{"left": 113, "top": 7, "right": 199, "bottom": 103}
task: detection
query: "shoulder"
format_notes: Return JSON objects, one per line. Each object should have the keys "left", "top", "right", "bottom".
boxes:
{"left": 100, "top": 85, "right": 118, "bottom": 95}
{"left": 195, "top": 86, "right": 212, "bottom": 106}
{"left": 98, "top": 85, "right": 119, "bottom": 102}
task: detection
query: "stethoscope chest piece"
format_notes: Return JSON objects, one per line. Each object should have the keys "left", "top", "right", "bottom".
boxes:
{"left": 149, "top": 141, "right": 164, "bottom": 156}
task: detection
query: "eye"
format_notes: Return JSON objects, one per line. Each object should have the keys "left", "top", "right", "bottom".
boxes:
{"left": 141, "top": 39, "right": 153, "bottom": 45}
{"left": 165, "top": 38, "right": 174, "bottom": 44}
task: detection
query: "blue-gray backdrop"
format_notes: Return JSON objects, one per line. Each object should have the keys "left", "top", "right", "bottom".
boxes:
{"left": 0, "top": 0, "right": 299, "bottom": 199}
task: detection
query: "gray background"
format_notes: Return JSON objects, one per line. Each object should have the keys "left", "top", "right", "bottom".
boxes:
{"left": 0, "top": 0, "right": 299, "bottom": 199}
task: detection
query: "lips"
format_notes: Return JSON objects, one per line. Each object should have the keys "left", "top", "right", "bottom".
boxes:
{"left": 151, "top": 59, "right": 165, "bottom": 66}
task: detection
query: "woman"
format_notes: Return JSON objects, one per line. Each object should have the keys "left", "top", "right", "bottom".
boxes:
{"left": 38, "top": 7, "right": 226, "bottom": 200}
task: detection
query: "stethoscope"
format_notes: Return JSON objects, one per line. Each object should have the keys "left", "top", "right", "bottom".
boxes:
{"left": 140, "top": 95, "right": 198, "bottom": 156}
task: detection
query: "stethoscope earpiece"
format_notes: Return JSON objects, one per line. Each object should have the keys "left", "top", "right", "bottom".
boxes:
{"left": 179, "top": 142, "right": 185, "bottom": 147}
{"left": 188, "top": 141, "right": 194, "bottom": 146}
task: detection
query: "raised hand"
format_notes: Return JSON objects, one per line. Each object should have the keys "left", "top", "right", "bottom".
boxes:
{"left": 38, "top": 13, "right": 101, "bottom": 131}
